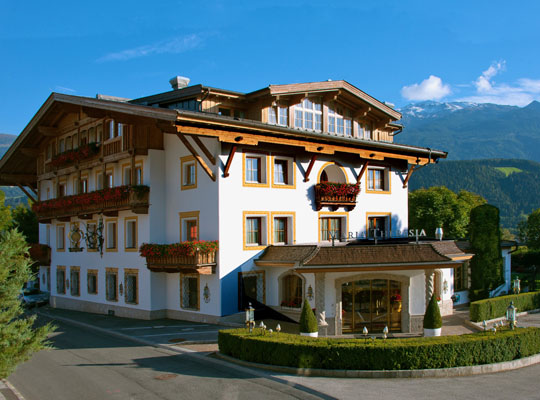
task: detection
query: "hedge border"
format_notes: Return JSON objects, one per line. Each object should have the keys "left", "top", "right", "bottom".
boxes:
{"left": 470, "top": 291, "right": 540, "bottom": 322}
{"left": 218, "top": 327, "right": 540, "bottom": 371}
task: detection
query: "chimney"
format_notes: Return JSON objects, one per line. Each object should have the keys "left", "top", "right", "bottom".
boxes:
{"left": 169, "top": 76, "right": 190, "bottom": 90}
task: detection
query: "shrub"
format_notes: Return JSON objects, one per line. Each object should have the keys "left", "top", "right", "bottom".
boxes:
{"left": 423, "top": 295, "right": 442, "bottom": 329}
{"left": 299, "top": 299, "right": 318, "bottom": 333}
{"left": 470, "top": 291, "right": 540, "bottom": 322}
{"left": 218, "top": 327, "right": 540, "bottom": 370}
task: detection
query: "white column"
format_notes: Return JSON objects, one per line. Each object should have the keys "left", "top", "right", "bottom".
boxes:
{"left": 315, "top": 272, "right": 328, "bottom": 335}
{"left": 425, "top": 269, "right": 435, "bottom": 310}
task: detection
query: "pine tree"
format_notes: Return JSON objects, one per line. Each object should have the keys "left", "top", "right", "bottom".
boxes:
{"left": 0, "top": 191, "right": 53, "bottom": 378}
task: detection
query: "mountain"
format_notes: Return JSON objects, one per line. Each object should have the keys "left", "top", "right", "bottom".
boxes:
{"left": 0, "top": 133, "right": 17, "bottom": 158}
{"left": 397, "top": 101, "right": 540, "bottom": 162}
{"left": 409, "top": 158, "right": 540, "bottom": 231}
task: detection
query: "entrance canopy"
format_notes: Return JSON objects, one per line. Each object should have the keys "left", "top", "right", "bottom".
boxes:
{"left": 255, "top": 240, "right": 472, "bottom": 272}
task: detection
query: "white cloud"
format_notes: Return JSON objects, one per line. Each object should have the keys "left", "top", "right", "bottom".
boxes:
{"left": 457, "top": 61, "right": 540, "bottom": 106}
{"left": 97, "top": 34, "right": 203, "bottom": 63}
{"left": 401, "top": 75, "right": 451, "bottom": 101}
{"left": 52, "top": 86, "right": 76, "bottom": 93}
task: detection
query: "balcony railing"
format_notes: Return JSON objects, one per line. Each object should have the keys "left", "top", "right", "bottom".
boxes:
{"left": 45, "top": 143, "right": 101, "bottom": 173}
{"left": 32, "top": 185, "right": 149, "bottom": 222}
{"left": 28, "top": 244, "right": 51, "bottom": 266}
{"left": 140, "top": 242, "right": 218, "bottom": 274}
{"left": 314, "top": 182, "right": 360, "bottom": 211}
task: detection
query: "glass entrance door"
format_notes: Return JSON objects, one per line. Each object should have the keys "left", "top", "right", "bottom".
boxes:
{"left": 341, "top": 279, "right": 401, "bottom": 333}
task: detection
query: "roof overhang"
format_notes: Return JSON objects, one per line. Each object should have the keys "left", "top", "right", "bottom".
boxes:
{"left": 295, "top": 261, "right": 464, "bottom": 273}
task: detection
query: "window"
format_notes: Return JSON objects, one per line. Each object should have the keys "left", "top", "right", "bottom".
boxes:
{"left": 89, "top": 127, "right": 96, "bottom": 143}
{"left": 268, "top": 106, "right": 288, "bottom": 126}
{"left": 186, "top": 220, "right": 198, "bottom": 241}
{"left": 124, "top": 269, "right": 138, "bottom": 304}
{"left": 238, "top": 270, "right": 265, "bottom": 310}
{"left": 123, "top": 166, "right": 132, "bottom": 186}
{"left": 359, "top": 121, "right": 373, "bottom": 140}
{"left": 66, "top": 136, "right": 73, "bottom": 151}
{"left": 367, "top": 168, "right": 390, "bottom": 192}
{"left": 274, "top": 217, "right": 288, "bottom": 244}
{"left": 106, "top": 120, "right": 115, "bottom": 140}
{"left": 281, "top": 274, "right": 303, "bottom": 308}
{"left": 58, "top": 183, "right": 66, "bottom": 198}
{"left": 80, "top": 177, "right": 88, "bottom": 194}
{"left": 125, "top": 218, "right": 137, "bottom": 250}
{"left": 46, "top": 225, "right": 51, "bottom": 246}
{"left": 106, "top": 220, "right": 117, "bottom": 251}
{"left": 180, "top": 273, "right": 199, "bottom": 310}
{"left": 96, "top": 170, "right": 104, "bottom": 190}
{"left": 106, "top": 171, "right": 114, "bottom": 188}
{"left": 454, "top": 262, "right": 468, "bottom": 292}
{"left": 243, "top": 212, "right": 269, "bottom": 250}
{"left": 243, "top": 152, "right": 268, "bottom": 186}
{"left": 56, "top": 224, "right": 65, "bottom": 251}
{"left": 320, "top": 217, "right": 342, "bottom": 241}
{"left": 135, "top": 166, "right": 143, "bottom": 185}
{"left": 80, "top": 130, "right": 88, "bottom": 146}
{"left": 367, "top": 215, "right": 390, "bottom": 238}
{"left": 219, "top": 108, "right": 245, "bottom": 118}
{"left": 179, "top": 211, "right": 199, "bottom": 242}
{"left": 272, "top": 156, "right": 294, "bottom": 188}
{"left": 70, "top": 267, "right": 80, "bottom": 296}
{"left": 106, "top": 269, "right": 118, "bottom": 302}
{"left": 56, "top": 267, "right": 66, "bottom": 294}
{"left": 46, "top": 143, "right": 52, "bottom": 160}
{"left": 181, "top": 156, "right": 197, "bottom": 190}
{"left": 59, "top": 139, "right": 65, "bottom": 153}
{"left": 87, "top": 270, "right": 98, "bottom": 294}
{"left": 294, "top": 98, "right": 322, "bottom": 131}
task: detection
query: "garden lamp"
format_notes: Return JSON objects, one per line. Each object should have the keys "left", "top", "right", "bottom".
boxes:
{"left": 506, "top": 301, "right": 517, "bottom": 330}
{"left": 435, "top": 227, "right": 443, "bottom": 241}
{"left": 513, "top": 278, "right": 521, "bottom": 294}
{"left": 383, "top": 326, "right": 389, "bottom": 340}
{"left": 363, "top": 326, "right": 368, "bottom": 343}
{"left": 245, "top": 302, "right": 255, "bottom": 333}
{"left": 482, "top": 320, "right": 487, "bottom": 332}
{"left": 276, "top": 323, "right": 281, "bottom": 333}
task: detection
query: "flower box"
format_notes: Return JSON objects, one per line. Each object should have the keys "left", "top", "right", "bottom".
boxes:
{"left": 314, "top": 182, "right": 360, "bottom": 211}
{"left": 140, "top": 241, "right": 218, "bottom": 274}
{"left": 49, "top": 143, "right": 100, "bottom": 169}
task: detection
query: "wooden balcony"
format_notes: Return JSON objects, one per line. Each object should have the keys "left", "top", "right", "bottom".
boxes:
{"left": 314, "top": 183, "right": 360, "bottom": 211}
{"left": 28, "top": 244, "right": 51, "bottom": 266}
{"left": 146, "top": 252, "right": 217, "bottom": 274}
{"left": 32, "top": 185, "right": 149, "bottom": 222}
{"left": 140, "top": 242, "right": 218, "bottom": 274}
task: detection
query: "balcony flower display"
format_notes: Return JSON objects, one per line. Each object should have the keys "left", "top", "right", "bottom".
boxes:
{"left": 140, "top": 241, "right": 219, "bottom": 257}
{"left": 31, "top": 185, "right": 149, "bottom": 218}
{"left": 140, "top": 241, "right": 219, "bottom": 274}
{"left": 50, "top": 143, "right": 100, "bottom": 168}
{"left": 317, "top": 182, "right": 360, "bottom": 196}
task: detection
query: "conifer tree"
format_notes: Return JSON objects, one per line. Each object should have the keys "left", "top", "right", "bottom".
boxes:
{"left": 0, "top": 191, "right": 53, "bottom": 378}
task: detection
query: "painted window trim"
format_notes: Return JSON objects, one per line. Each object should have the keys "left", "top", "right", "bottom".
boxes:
{"left": 181, "top": 155, "right": 197, "bottom": 190}
{"left": 242, "top": 151, "right": 270, "bottom": 188}
{"left": 70, "top": 266, "right": 81, "bottom": 297}
{"left": 243, "top": 211, "right": 270, "bottom": 250}
{"left": 179, "top": 211, "right": 200, "bottom": 242}
{"left": 105, "top": 219, "right": 118, "bottom": 252}
{"left": 365, "top": 167, "right": 392, "bottom": 194}
{"left": 56, "top": 223, "right": 65, "bottom": 251}
{"left": 105, "top": 267, "right": 119, "bottom": 302}
{"left": 318, "top": 211, "right": 349, "bottom": 242}
{"left": 271, "top": 154, "right": 296, "bottom": 189}
{"left": 121, "top": 160, "right": 144, "bottom": 186}
{"left": 270, "top": 211, "right": 296, "bottom": 245}
{"left": 87, "top": 269, "right": 98, "bottom": 295}
{"left": 366, "top": 212, "right": 392, "bottom": 238}
{"left": 124, "top": 216, "right": 138, "bottom": 252}
{"left": 56, "top": 265, "right": 66, "bottom": 294}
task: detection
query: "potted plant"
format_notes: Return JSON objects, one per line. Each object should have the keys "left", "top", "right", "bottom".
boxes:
{"left": 423, "top": 294, "right": 442, "bottom": 337}
{"left": 299, "top": 299, "right": 318, "bottom": 337}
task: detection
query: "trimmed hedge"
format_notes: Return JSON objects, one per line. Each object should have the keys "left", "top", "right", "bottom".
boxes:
{"left": 423, "top": 295, "right": 442, "bottom": 329}
{"left": 218, "top": 327, "right": 540, "bottom": 370}
{"left": 470, "top": 291, "right": 540, "bottom": 322}
{"left": 299, "top": 299, "right": 318, "bottom": 333}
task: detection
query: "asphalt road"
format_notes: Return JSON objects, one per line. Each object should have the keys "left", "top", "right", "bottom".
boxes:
{"left": 8, "top": 313, "right": 540, "bottom": 400}
{"left": 7, "top": 316, "right": 329, "bottom": 400}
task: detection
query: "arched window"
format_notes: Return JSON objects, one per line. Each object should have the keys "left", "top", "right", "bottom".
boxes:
{"left": 319, "top": 164, "right": 347, "bottom": 184}
{"left": 281, "top": 274, "right": 303, "bottom": 308}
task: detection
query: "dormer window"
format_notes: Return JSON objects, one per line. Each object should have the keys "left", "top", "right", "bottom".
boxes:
{"left": 268, "top": 106, "right": 288, "bottom": 126}
{"left": 328, "top": 106, "right": 352, "bottom": 137}
{"left": 294, "top": 98, "right": 322, "bottom": 131}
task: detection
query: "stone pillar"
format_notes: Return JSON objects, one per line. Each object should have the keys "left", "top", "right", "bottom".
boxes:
{"left": 425, "top": 269, "right": 434, "bottom": 310}
{"left": 315, "top": 273, "right": 328, "bottom": 336}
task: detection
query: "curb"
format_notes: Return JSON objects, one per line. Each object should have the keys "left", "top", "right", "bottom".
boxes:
{"left": 1, "top": 379, "right": 26, "bottom": 400}
{"left": 215, "top": 352, "right": 540, "bottom": 378}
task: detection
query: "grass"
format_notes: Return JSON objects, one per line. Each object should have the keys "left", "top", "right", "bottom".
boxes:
{"left": 495, "top": 166, "right": 523, "bottom": 176}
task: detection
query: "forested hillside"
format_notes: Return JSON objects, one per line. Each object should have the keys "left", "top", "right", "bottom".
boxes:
{"left": 409, "top": 159, "right": 540, "bottom": 231}
{"left": 0, "top": 133, "right": 17, "bottom": 158}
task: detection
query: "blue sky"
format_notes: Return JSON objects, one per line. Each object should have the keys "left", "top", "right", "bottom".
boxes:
{"left": 2, "top": 0, "right": 540, "bottom": 134}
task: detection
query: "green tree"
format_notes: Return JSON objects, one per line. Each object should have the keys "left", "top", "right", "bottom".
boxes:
{"left": 299, "top": 299, "right": 318, "bottom": 334}
{"left": 469, "top": 204, "right": 504, "bottom": 299}
{"left": 525, "top": 209, "right": 540, "bottom": 250}
{"left": 423, "top": 294, "right": 442, "bottom": 329}
{"left": 0, "top": 192, "right": 53, "bottom": 378}
{"left": 12, "top": 202, "right": 38, "bottom": 244}
{"left": 409, "top": 186, "right": 486, "bottom": 239}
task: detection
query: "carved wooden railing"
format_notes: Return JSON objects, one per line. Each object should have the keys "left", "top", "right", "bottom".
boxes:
{"left": 140, "top": 242, "right": 218, "bottom": 275}
{"left": 314, "top": 183, "right": 360, "bottom": 211}
{"left": 32, "top": 185, "right": 149, "bottom": 222}
{"left": 103, "top": 137, "right": 122, "bottom": 157}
